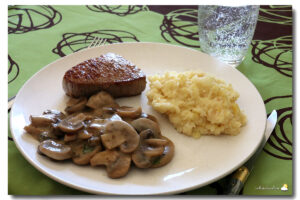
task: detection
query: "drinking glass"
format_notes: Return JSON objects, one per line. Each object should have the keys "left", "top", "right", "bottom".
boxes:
{"left": 198, "top": 5, "right": 260, "bottom": 67}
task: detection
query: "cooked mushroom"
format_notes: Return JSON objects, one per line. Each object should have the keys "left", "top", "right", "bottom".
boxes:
{"left": 38, "top": 139, "right": 72, "bottom": 160}
{"left": 109, "top": 114, "right": 123, "bottom": 121}
{"left": 65, "top": 97, "right": 87, "bottom": 114}
{"left": 88, "top": 118, "right": 108, "bottom": 133}
{"left": 87, "top": 114, "right": 122, "bottom": 134}
{"left": 88, "top": 136, "right": 101, "bottom": 146}
{"left": 24, "top": 125, "right": 52, "bottom": 140}
{"left": 43, "top": 109, "right": 66, "bottom": 120}
{"left": 64, "top": 133, "right": 77, "bottom": 142}
{"left": 30, "top": 110, "right": 66, "bottom": 127}
{"left": 131, "top": 118, "right": 161, "bottom": 137}
{"left": 71, "top": 141, "right": 101, "bottom": 165}
{"left": 58, "top": 113, "right": 86, "bottom": 133}
{"left": 90, "top": 150, "right": 131, "bottom": 179}
{"left": 86, "top": 91, "right": 119, "bottom": 109}
{"left": 132, "top": 129, "right": 166, "bottom": 168}
{"left": 151, "top": 136, "right": 175, "bottom": 168}
{"left": 39, "top": 130, "right": 57, "bottom": 142}
{"left": 140, "top": 113, "right": 158, "bottom": 123}
{"left": 30, "top": 115, "right": 56, "bottom": 127}
{"left": 77, "top": 129, "right": 93, "bottom": 140}
{"left": 116, "top": 106, "right": 142, "bottom": 118}
{"left": 101, "top": 120, "right": 140, "bottom": 153}
{"left": 24, "top": 88, "right": 175, "bottom": 179}
{"left": 39, "top": 111, "right": 65, "bottom": 136}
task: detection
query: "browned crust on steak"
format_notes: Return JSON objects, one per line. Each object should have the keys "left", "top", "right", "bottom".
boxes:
{"left": 63, "top": 53, "right": 146, "bottom": 98}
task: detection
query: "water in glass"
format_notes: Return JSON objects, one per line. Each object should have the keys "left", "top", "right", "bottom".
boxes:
{"left": 198, "top": 5, "right": 259, "bottom": 67}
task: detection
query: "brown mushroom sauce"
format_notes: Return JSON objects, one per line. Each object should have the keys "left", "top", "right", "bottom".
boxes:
{"left": 24, "top": 91, "right": 175, "bottom": 179}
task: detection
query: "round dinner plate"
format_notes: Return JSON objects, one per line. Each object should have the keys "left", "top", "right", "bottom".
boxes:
{"left": 10, "top": 42, "right": 266, "bottom": 195}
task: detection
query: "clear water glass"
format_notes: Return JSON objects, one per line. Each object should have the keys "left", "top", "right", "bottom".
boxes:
{"left": 198, "top": 5, "right": 260, "bottom": 67}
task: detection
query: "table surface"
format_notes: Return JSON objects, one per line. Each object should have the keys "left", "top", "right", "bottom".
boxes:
{"left": 8, "top": 5, "right": 293, "bottom": 195}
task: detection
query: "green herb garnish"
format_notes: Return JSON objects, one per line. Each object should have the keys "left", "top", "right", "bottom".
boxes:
{"left": 82, "top": 144, "right": 95, "bottom": 154}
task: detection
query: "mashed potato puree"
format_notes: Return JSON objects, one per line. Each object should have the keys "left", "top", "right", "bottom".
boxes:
{"left": 146, "top": 71, "right": 247, "bottom": 138}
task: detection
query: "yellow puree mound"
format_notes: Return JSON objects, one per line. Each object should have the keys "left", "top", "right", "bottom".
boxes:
{"left": 146, "top": 71, "right": 247, "bottom": 138}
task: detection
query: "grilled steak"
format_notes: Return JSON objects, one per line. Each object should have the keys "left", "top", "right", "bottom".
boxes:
{"left": 63, "top": 53, "right": 146, "bottom": 98}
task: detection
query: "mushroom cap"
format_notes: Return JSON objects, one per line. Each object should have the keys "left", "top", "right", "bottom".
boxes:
{"left": 58, "top": 113, "right": 86, "bottom": 133}
{"left": 101, "top": 120, "right": 140, "bottom": 153}
{"left": 24, "top": 125, "right": 52, "bottom": 140}
{"left": 132, "top": 130, "right": 173, "bottom": 169}
{"left": 131, "top": 118, "right": 161, "bottom": 137}
{"left": 77, "top": 129, "right": 93, "bottom": 140}
{"left": 90, "top": 150, "right": 119, "bottom": 166}
{"left": 43, "top": 109, "right": 66, "bottom": 119}
{"left": 30, "top": 110, "right": 65, "bottom": 127}
{"left": 140, "top": 113, "right": 158, "bottom": 123}
{"left": 65, "top": 97, "right": 87, "bottom": 114}
{"left": 39, "top": 130, "right": 57, "bottom": 142}
{"left": 132, "top": 129, "right": 165, "bottom": 168}
{"left": 101, "top": 131, "right": 126, "bottom": 149}
{"left": 116, "top": 106, "right": 142, "bottom": 119}
{"left": 86, "top": 91, "right": 119, "bottom": 109}
{"left": 38, "top": 139, "right": 72, "bottom": 160}
{"left": 131, "top": 150, "right": 152, "bottom": 168}
{"left": 151, "top": 136, "right": 175, "bottom": 168}
{"left": 64, "top": 133, "right": 77, "bottom": 142}
{"left": 90, "top": 150, "right": 131, "bottom": 179}
{"left": 87, "top": 114, "right": 122, "bottom": 134}
{"left": 30, "top": 115, "right": 56, "bottom": 127}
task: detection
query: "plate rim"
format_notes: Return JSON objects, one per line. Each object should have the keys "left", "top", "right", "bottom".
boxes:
{"left": 10, "top": 42, "right": 267, "bottom": 195}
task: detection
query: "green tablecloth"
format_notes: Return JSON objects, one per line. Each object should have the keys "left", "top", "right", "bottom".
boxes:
{"left": 8, "top": 5, "right": 293, "bottom": 195}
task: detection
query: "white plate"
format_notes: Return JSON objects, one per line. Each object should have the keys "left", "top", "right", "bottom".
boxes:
{"left": 10, "top": 42, "right": 266, "bottom": 195}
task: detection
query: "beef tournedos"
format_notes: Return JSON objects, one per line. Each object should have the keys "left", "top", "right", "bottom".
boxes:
{"left": 63, "top": 53, "right": 146, "bottom": 98}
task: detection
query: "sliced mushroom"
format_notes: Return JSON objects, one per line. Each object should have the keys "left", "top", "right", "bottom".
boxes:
{"left": 90, "top": 150, "right": 131, "bottom": 179}
{"left": 78, "top": 129, "right": 93, "bottom": 140}
{"left": 24, "top": 125, "right": 52, "bottom": 140}
{"left": 87, "top": 114, "right": 121, "bottom": 134}
{"left": 101, "top": 131, "right": 126, "bottom": 149}
{"left": 71, "top": 141, "right": 101, "bottom": 165}
{"left": 132, "top": 129, "right": 166, "bottom": 168}
{"left": 151, "top": 136, "right": 175, "bottom": 168}
{"left": 31, "top": 109, "right": 66, "bottom": 127}
{"left": 39, "top": 130, "right": 57, "bottom": 142}
{"left": 109, "top": 114, "right": 123, "bottom": 121}
{"left": 51, "top": 123, "right": 65, "bottom": 137}
{"left": 101, "top": 120, "right": 140, "bottom": 153}
{"left": 43, "top": 110, "right": 66, "bottom": 136}
{"left": 30, "top": 115, "right": 56, "bottom": 127}
{"left": 43, "top": 109, "right": 66, "bottom": 120}
{"left": 88, "top": 118, "right": 108, "bottom": 133}
{"left": 64, "top": 133, "right": 77, "bottom": 142}
{"left": 102, "top": 107, "right": 116, "bottom": 114}
{"left": 116, "top": 106, "right": 142, "bottom": 119}
{"left": 65, "top": 97, "right": 87, "bottom": 114}
{"left": 140, "top": 113, "right": 158, "bottom": 123}
{"left": 38, "top": 139, "right": 72, "bottom": 160}
{"left": 58, "top": 113, "right": 86, "bottom": 133}
{"left": 86, "top": 91, "right": 119, "bottom": 109}
{"left": 131, "top": 118, "right": 161, "bottom": 137}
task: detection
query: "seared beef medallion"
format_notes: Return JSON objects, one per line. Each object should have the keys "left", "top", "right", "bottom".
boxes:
{"left": 63, "top": 53, "right": 146, "bottom": 98}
